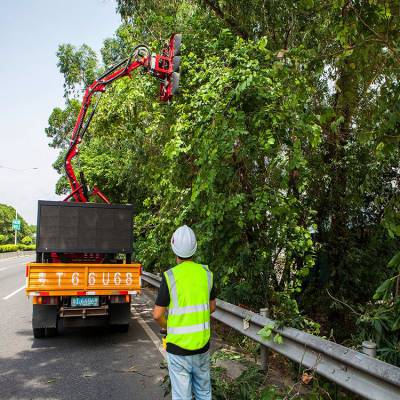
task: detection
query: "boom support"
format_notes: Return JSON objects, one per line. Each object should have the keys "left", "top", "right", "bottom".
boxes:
{"left": 64, "top": 34, "right": 182, "bottom": 203}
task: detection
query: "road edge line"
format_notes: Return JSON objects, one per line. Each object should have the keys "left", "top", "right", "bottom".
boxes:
{"left": 3, "top": 285, "right": 26, "bottom": 300}
{"left": 131, "top": 309, "right": 167, "bottom": 360}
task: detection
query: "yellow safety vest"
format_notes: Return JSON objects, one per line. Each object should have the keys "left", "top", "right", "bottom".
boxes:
{"left": 164, "top": 261, "right": 212, "bottom": 350}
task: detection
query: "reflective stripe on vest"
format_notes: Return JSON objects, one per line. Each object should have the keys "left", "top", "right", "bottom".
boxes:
{"left": 201, "top": 264, "right": 212, "bottom": 295}
{"left": 167, "top": 321, "right": 210, "bottom": 335}
{"left": 168, "top": 303, "right": 209, "bottom": 316}
{"left": 166, "top": 269, "right": 178, "bottom": 307}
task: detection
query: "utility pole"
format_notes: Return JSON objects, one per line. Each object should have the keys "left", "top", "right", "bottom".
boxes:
{"left": 14, "top": 209, "right": 17, "bottom": 245}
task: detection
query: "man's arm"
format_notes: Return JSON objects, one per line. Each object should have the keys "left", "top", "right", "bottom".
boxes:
{"left": 210, "top": 299, "right": 216, "bottom": 314}
{"left": 210, "top": 281, "right": 217, "bottom": 313}
{"left": 153, "top": 274, "right": 170, "bottom": 329}
{"left": 153, "top": 305, "right": 167, "bottom": 328}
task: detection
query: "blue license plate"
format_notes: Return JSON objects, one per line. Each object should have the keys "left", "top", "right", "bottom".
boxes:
{"left": 71, "top": 296, "right": 99, "bottom": 307}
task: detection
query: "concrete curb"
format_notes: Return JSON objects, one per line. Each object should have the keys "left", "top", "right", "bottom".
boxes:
{"left": 0, "top": 250, "right": 35, "bottom": 261}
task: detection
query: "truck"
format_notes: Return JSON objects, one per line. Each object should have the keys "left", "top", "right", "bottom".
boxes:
{"left": 26, "top": 34, "right": 181, "bottom": 338}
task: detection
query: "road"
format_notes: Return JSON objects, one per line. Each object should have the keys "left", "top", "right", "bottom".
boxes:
{"left": 0, "top": 255, "right": 170, "bottom": 400}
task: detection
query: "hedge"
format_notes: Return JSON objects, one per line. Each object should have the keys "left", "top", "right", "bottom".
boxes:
{"left": 0, "top": 244, "right": 36, "bottom": 253}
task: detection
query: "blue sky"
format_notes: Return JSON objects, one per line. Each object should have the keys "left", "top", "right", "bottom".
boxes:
{"left": 0, "top": 0, "right": 121, "bottom": 224}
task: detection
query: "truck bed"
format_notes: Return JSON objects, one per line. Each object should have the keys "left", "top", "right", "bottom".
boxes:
{"left": 26, "top": 263, "right": 141, "bottom": 296}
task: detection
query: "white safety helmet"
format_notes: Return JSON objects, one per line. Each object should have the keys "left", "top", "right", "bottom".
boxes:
{"left": 171, "top": 225, "right": 197, "bottom": 258}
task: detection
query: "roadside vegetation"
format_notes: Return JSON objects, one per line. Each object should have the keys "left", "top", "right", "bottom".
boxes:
{"left": 0, "top": 203, "right": 36, "bottom": 249}
{"left": 46, "top": 0, "right": 400, "bottom": 389}
{"left": 161, "top": 348, "right": 356, "bottom": 400}
{"left": 0, "top": 244, "right": 36, "bottom": 253}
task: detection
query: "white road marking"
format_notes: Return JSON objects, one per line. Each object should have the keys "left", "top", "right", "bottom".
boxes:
{"left": 3, "top": 285, "right": 26, "bottom": 300}
{"left": 131, "top": 308, "right": 166, "bottom": 360}
{"left": 0, "top": 267, "right": 8, "bottom": 272}
{"left": 0, "top": 255, "right": 33, "bottom": 264}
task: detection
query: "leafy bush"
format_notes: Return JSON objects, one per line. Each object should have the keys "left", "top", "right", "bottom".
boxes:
{"left": 21, "top": 236, "right": 33, "bottom": 245}
{"left": 356, "top": 251, "right": 400, "bottom": 366}
{"left": 0, "top": 245, "right": 19, "bottom": 253}
{"left": 0, "top": 244, "right": 36, "bottom": 253}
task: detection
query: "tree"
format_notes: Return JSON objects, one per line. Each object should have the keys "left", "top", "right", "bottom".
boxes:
{"left": 0, "top": 204, "right": 33, "bottom": 244}
{"left": 47, "top": 0, "right": 400, "bottom": 353}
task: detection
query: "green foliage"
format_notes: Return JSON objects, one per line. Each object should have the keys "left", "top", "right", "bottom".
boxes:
{"left": 258, "top": 291, "right": 320, "bottom": 345}
{"left": 212, "top": 363, "right": 271, "bottom": 400}
{"left": 48, "top": 0, "right": 400, "bottom": 368}
{"left": 57, "top": 44, "right": 98, "bottom": 97}
{"left": 0, "top": 244, "right": 36, "bottom": 253}
{"left": 46, "top": 99, "right": 80, "bottom": 148}
{"left": 356, "top": 251, "right": 400, "bottom": 366}
{"left": 257, "top": 323, "right": 283, "bottom": 345}
{"left": 21, "top": 236, "right": 33, "bottom": 245}
{"left": 271, "top": 291, "right": 321, "bottom": 335}
{"left": 0, "top": 204, "right": 34, "bottom": 244}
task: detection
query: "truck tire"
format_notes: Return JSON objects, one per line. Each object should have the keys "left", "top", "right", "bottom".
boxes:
{"left": 109, "top": 303, "right": 131, "bottom": 333}
{"left": 33, "top": 328, "right": 45, "bottom": 338}
{"left": 111, "top": 324, "right": 129, "bottom": 333}
{"left": 45, "top": 327, "right": 58, "bottom": 337}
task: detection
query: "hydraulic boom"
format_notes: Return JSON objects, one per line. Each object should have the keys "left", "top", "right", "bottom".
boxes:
{"left": 64, "top": 34, "right": 182, "bottom": 203}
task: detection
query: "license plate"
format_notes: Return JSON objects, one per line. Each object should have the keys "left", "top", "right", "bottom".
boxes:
{"left": 71, "top": 296, "right": 99, "bottom": 307}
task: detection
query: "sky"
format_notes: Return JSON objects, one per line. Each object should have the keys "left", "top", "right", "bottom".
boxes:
{"left": 0, "top": 0, "right": 121, "bottom": 224}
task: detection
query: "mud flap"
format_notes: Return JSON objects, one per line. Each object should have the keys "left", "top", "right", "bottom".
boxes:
{"left": 109, "top": 303, "right": 131, "bottom": 325}
{"left": 32, "top": 304, "right": 58, "bottom": 329}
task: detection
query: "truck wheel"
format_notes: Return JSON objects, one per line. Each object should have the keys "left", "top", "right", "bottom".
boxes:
{"left": 112, "top": 324, "right": 129, "bottom": 333}
{"left": 109, "top": 303, "right": 131, "bottom": 331}
{"left": 33, "top": 328, "right": 45, "bottom": 338}
{"left": 119, "top": 324, "right": 129, "bottom": 332}
{"left": 45, "top": 327, "right": 58, "bottom": 337}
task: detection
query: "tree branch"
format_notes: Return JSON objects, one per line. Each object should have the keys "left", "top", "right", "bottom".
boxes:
{"left": 202, "top": 0, "right": 249, "bottom": 39}
{"left": 351, "top": 4, "right": 400, "bottom": 64}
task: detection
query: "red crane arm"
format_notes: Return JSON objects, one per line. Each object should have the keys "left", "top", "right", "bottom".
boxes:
{"left": 64, "top": 34, "right": 181, "bottom": 203}
{"left": 64, "top": 59, "right": 142, "bottom": 203}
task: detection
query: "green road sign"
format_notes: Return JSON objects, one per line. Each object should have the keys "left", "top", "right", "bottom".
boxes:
{"left": 12, "top": 219, "right": 21, "bottom": 231}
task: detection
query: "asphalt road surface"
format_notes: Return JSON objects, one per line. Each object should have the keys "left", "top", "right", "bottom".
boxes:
{"left": 0, "top": 254, "right": 170, "bottom": 400}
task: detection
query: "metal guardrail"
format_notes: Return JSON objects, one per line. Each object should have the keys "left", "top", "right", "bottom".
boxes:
{"left": 142, "top": 270, "right": 400, "bottom": 400}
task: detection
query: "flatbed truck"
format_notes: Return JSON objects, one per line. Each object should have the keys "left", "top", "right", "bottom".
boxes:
{"left": 25, "top": 34, "right": 181, "bottom": 338}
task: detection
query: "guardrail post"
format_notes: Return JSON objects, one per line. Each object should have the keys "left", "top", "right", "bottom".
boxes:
{"left": 260, "top": 307, "right": 269, "bottom": 371}
{"left": 362, "top": 341, "right": 377, "bottom": 358}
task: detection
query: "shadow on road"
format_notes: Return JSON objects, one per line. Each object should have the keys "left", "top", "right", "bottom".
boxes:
{"left": 0, "top": 318, "right": 168, "bottom": 400}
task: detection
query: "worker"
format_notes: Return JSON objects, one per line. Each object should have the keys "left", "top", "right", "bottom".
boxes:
{"left": 153, "top": 225, "right": 216, "bottom": 400}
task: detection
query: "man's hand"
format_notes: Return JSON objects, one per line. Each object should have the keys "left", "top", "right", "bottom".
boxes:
{"left": 153, "top": 305, "right": 167, "bottom": 328}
